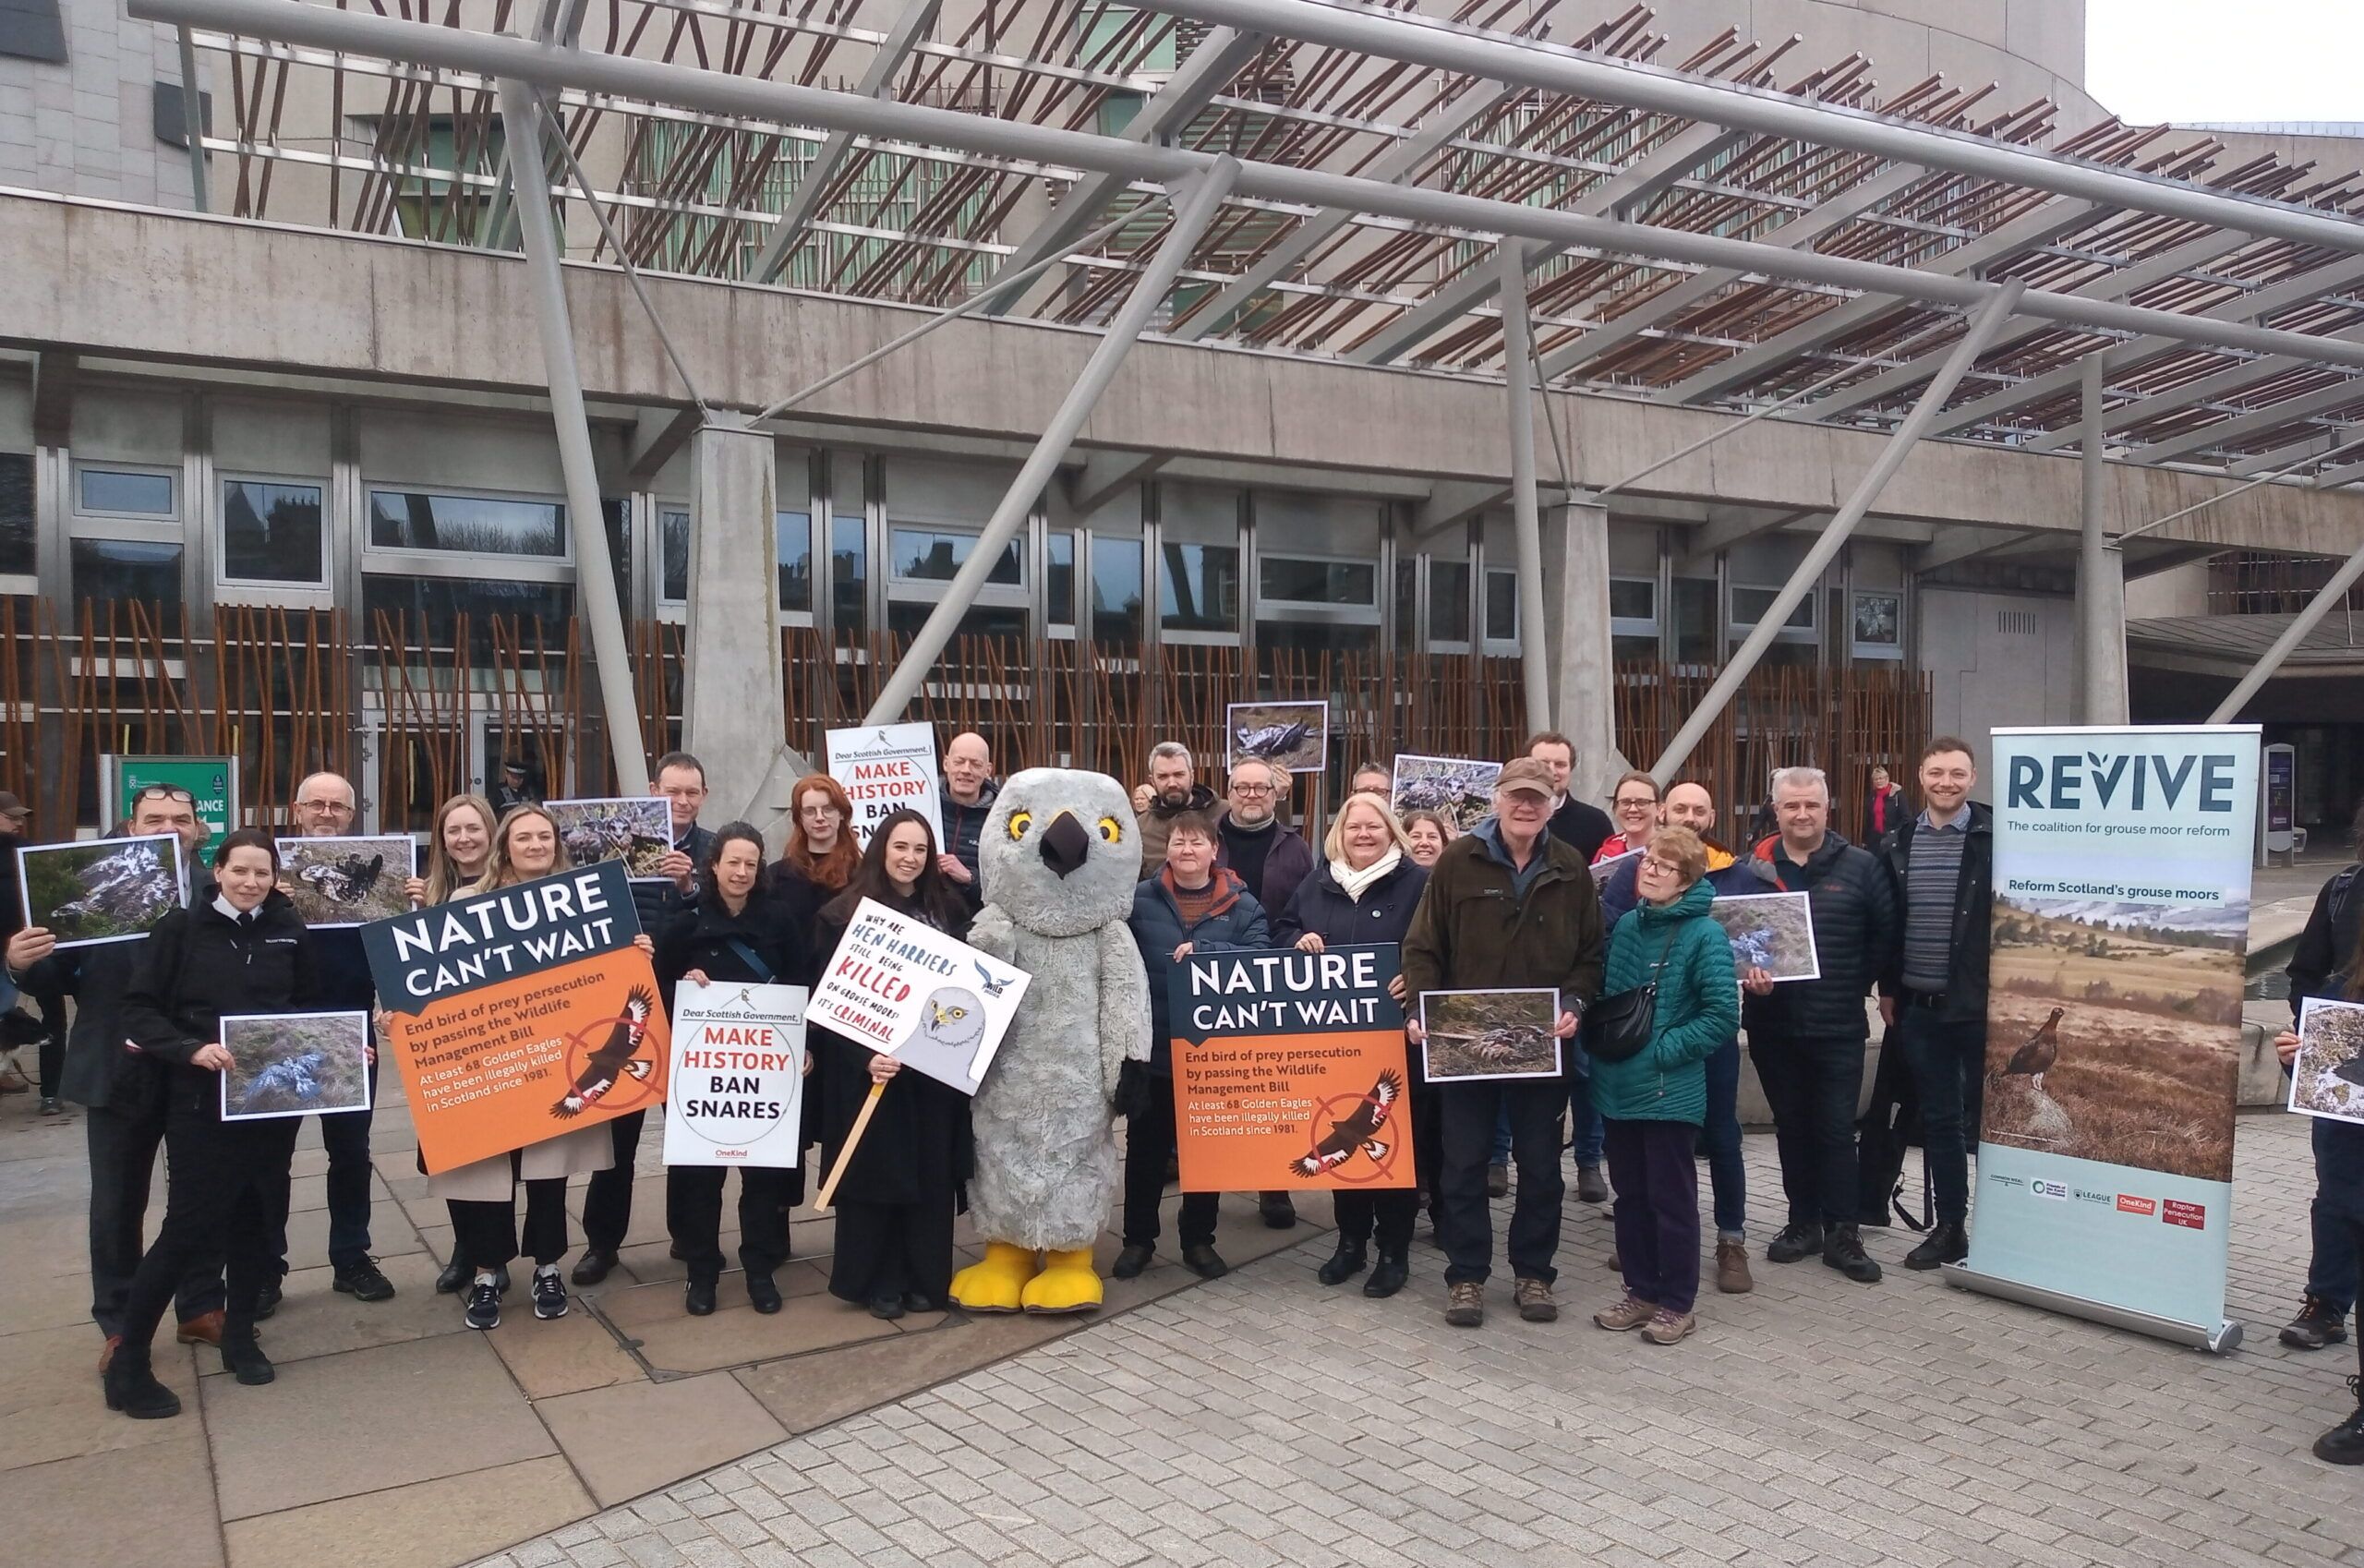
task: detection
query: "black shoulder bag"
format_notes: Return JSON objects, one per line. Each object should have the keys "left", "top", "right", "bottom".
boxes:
{"left": 1586, "top": 928, "right": 1679, "bottom": 1064}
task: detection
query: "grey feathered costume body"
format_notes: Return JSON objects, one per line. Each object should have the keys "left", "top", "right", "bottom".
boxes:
{"left": 965, "top": 768, "right": 1152, "bottom": 1252}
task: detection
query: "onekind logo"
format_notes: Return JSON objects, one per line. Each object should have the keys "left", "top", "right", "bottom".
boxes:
{"left": 2117, "top": 1195, "right": 2156, "bottom": 1216}
{"left": 2006, "top": 752, "right": 2238, "bottom": 814}
{"left": 2032, "top": 1179, "right": 2069, "bottom": 1200}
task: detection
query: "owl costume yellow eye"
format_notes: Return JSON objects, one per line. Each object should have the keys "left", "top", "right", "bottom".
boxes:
{"left": 1095, "top": 815, "right": 1124, "bottom": 843}
{"left": 1007, "top": 810, "right": 1034, "bottom": 840}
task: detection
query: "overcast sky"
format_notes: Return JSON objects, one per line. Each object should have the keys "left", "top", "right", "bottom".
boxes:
{"left": 2086, "top": 0, "right": 2364, "bottom": 125}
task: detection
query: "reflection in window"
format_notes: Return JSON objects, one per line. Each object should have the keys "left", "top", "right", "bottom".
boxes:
{"left": 832, "top": 515, "right": 866, "bottom": 635}
{"left": 1046, "top": 533, "right": 1076, "bottom": 627}
{"left": 1092, "top": 535, "right": 1144, "bottom": 645}
{"left": 368, "top": 490, "right": 566, "bottom": 557}
{"left": 222, "top": 481, "right": 325, "bottom": 584}
{"left": 70, "top": 538, "right": 183, "bottom": 612}
{"left": 778, "top": 511, "right": 813, "bottom": 614}
{"left": 78, "top": 467, "right": 175, "bottom": 516}
{"left": 890, "top": 525, "right": 1022, "bottom": 585}
{"left": 1484, "top": 569, "right": 1517, "bottom": 642}
{"left": 1610, "top": 578, "right": 1657, "bottom": 621}
{"left": 886, "top": 601, "right": 1028, "bottom": 642}
{"left": 1159, "top": 542, "right": 1239, "bottom": 633}
{"left": 1673, "top": 578, "right": 1717, "bottom": 665}
{"left": 1429, "top": 560, "right": 1471, "bottom": 645}
{"left": 1259, "top": 555, "right": 1377, "bottom": 606}
{"left": 362, "top": 574, "right": 574, "bottom": 666}
{"left": 660, "top": 509, "right": 690, "bottom": 602}
{"left": 0, "top": 454, "right": 33, "bottom": 576}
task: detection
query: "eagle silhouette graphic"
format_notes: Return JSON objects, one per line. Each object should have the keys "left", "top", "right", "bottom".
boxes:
{"left": 552, "top": 986, "right": 657, "bottom": 1117}
{"left": 1290, "top": 1070, "right": 1401, "bottom": 1177}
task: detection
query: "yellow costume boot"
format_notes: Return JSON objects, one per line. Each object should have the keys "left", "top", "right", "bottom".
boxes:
{"left": 1020, "top": 1248, "right": 1104, "bottom": 1314}
{"left": 949, "top": 1242, "right": 1038, "bottom": 1312}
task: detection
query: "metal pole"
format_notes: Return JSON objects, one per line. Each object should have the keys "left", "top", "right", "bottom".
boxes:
{"left": 2207, "top": 548, "right": 2364, "bottom": 723}
{"left": 175, "top": 26, "right": 209, "bottom": 212}
{"left": 861, "top": 156, "right": 1241, "bottom": 725}
{"left": 1499, "top": 248, "right": 1553, "bottom": 731}
{"left": 1651, "top": 279, "right": 2027, "bottom": 779}
{"left": 119, "top": 0, "right": 2364, "bottom": 378}
{"left": 498, "top": 77, "right": 650, "bottom": 794}
{"left": 2079, "top": 355, "right": 2129, "bottom": 724}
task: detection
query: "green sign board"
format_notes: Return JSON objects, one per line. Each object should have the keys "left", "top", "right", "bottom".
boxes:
{"left": 106, "top": 754, "right": 240, "bottom": 861}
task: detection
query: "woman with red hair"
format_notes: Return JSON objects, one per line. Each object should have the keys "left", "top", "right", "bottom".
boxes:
{"left": 771, "top": 773, "right": 862, "bottom": 942}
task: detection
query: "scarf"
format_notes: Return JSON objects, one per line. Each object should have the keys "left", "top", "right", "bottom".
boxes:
{"left": 1329, "top": 848, "right": 1400, "bottom": 903}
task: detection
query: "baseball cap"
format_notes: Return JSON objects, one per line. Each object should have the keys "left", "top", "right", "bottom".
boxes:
{"left": 0, "top": 790, "right": 27, "bottom": 822}
{"left": 1495, "top": 758, "right": 1555, "bottom": 797}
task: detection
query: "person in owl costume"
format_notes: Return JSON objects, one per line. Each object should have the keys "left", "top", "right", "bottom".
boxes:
{"left": 951, "top": 767, "right": 1152, "bottom": 1313}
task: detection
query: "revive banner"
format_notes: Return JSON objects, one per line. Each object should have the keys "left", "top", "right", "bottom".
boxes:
{"left": 1963, "top": 724, "right": 2260, "bottom": 1345}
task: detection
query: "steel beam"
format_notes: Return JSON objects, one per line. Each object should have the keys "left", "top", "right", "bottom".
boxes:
{"left": 2122, "top": 378, "right": 2364, "bottom": 466}
{"left": 127, "top": 0, "right": 2364, "bottom": 380}
{"left": 497, "top": 77, "right": 650, "bottom": 794}
{"left": 2079, "top": 355, "right": 2129, "bottom": 724}
{"left": 746, "top": 0, "right": 943, "bottom": 286}
{"left": 2208, "top": 548, "right": 2364, "bottom": 722}
{"left": 175, "top": 26, "right": 210, "bottom": 211}
{"left": 1500, "top": 249, "right": 1553, "bottom": 730}
{"left": 1651, "top": 280, "right": 2027, "bottom": 779}
{"left": 862, "top": 157, "right": 1242, "bottom": 724}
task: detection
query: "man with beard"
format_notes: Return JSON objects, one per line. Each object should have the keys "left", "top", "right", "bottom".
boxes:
{"left": 1134, "top": 742, "right": 1218, "bottom": 878}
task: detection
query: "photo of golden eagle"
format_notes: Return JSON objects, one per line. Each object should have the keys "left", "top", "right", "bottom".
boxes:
{"left": 1289, "top": 1069, "right": 1401, "bottom": 1177}
{"left": 552, "top": 986, "right": 657, "bottom": 1118}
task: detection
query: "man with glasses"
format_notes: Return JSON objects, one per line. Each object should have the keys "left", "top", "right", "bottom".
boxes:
{"left": 6, "top": 784, "right": 228, "bottom": 1354}
{"left": 1215, "top": 754, "right": 1314, "bottom": 1229}
{"left": 575, "top": 751, "right": 716, "bottom": 1288}
{"left": 287, "top": 771, "right": 397, "bottom": 1305}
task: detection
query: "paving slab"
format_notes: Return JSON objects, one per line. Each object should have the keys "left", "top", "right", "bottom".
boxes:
{"left": 0, "top": 1324, "right": 199, "bottom": 1472}
{"left": 196, "top": 1249, "right": 466, "bottom": 1371}
{"left": 0, "top": 1429, "right": 223, "bottom": 1568}
{"left": 609, "top": 1284, "right": 907, "bottom": 1374}
{"left": 484, "top": 1302, "right": 647, "bottom": 1399}
{"left": 221, "top": 1454, "right": 594, "bottom": 1568}
{"left": 534, "top": 1370, "right": 788, "bottom": 1506}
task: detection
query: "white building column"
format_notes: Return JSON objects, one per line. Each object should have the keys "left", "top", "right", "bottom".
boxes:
{"left": 1538, "top": 495, "right": 1625, "bottom": 800}
{"left": 683, "top": 416, "right": 783, "bottom": 821}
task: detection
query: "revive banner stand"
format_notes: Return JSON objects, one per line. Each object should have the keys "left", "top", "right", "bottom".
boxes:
{"left": 1946, "top": 724, "right": 2261, "bottom": 1353}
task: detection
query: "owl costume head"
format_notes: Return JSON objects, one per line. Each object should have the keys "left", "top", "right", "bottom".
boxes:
{"left": 978, "top": 768, "right": 1142, "bottom": 937}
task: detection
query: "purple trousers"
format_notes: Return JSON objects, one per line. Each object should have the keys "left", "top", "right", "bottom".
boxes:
{"left": 1604, "top": 1117, "right": 1702, "bottom": 1315}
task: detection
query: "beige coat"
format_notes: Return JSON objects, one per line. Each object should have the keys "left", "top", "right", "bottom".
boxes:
{"left": 425, "top": 1123, "right": 614, "bottom": 1200}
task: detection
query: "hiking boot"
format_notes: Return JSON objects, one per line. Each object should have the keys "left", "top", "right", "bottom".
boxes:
{"left": 1641, "top": 1309, "right": 1696, "bottom": 1345}
{"left": 531, "top": 1267, "right": 569, "bottom": 1320}
{"left": 175, "top": 1309, "right": 225, "bottom": 1347}
{"left": 1593, "top": 1293, "right": 1655, "bottom": 1332}
{"left": 2316, "top": 1378, "right": 2364, "bottom": 1465}
{"left": 464, "top": 1277, "right": 501, "bottom": 1331}
{"left": 2281, "top": 1296, "right": 2352, "bottom": 1351}
{"left": 1766, "top": 1222, "right": 1825, "bottom": 1264}
{"left": 1259, "top": 1192, "right": 1297, "bottom": 1229}
{"left": 1575, "top": 1164, "right": 1610, "bottom": 1203}
{"left": 1823, "top": 1225, "right": 1882, "bottom": 1284}
{"left": 569, "top": 1249, "right": 616, "bottom": 1286}
{"left": 1514, "top": 1277, "right": 1558, "bottom": 1322}
{"left": 333, "top": 1255, "right": 395, "bottom": 1302}
{"left": 1364, "top": 1250, "right": 1409, "bottom": 1299}
{"left": 1485, "top": 1163, "right": 1509, "bottom": 1199}
{"left": 1903, "top": 1222, "right": 1968, "bottom": 1272}
{"left": 1444, "top": 1281, "right": 1485, "bottom": 1327}
{"left": 219, "top": 1327, "right": 275, "bottom": 1386}
{"left": 1316, "top": 1242, "right": 1368, "bottom": 1286}
{"left": 1180, "top": 1244, "right": 1229, "bottom": 1280}
{"left": 102, "top": 1346, "right": 180, "bottom": 1419}
{"left": 1716, "top": 1239, "right": 1755, "bottom": 1295}
{"left": 1111, "top": 1243, "right": 1154, "bottom": 1280}
{"left": 684, "top": 1277, "right": 718, "bottom": 1317}
{"left": 746, "top": 1272, "right": 784, "bottom": 1315}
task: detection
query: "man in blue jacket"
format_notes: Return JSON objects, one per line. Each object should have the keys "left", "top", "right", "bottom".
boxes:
{"left": 936, "top": 731, "right": 999, "bottom": 913}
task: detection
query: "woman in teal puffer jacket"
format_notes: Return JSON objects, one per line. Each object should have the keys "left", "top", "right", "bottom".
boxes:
{"left": 1588, "top": 826, "right": 1739, "bottom": 1346}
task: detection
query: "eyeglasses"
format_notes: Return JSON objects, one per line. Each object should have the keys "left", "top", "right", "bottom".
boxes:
{"left": 800, "top": 804, "right": 843, "bottom": 820}
{"left": 132, "top": 786, "right": 197, "bottom": 804}
{"left": 297, "top": 798, "right": 355, "bottom": 814}
{"left": 1613, "top": 795, "right": 1657, "bottom": 810}
{"left": 1230, "top": 783, "right": 1275, "bottom": 798}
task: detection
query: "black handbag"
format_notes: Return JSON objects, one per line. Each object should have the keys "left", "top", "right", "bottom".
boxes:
{"left": 1586, "top": 930, "right": 1677, "bottom": 1064}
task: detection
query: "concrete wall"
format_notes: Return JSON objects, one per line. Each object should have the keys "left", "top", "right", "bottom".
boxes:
{"left": 1919, "top": 585, "right": 2079, "bottom": 776}
{"left": 0, "top": 0, "right": 200, "bottom": 208}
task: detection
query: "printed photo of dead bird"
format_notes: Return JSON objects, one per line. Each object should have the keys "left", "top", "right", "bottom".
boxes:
{"left": 1290, "top": 1069, "right": 1402, "bottom": 1177}
{"left": 553, "top": 986, "right": 658, "bottom": 1117}
{"left": 275, "top": 834, "right": 417, "bottom": 927}
{"left": 543, "top": 796, "right": 675, "bottom": 881}
{"left": 1224, "top": 700, "right": 1328, "bottom": 775}
{"left": 2291, "top": 997, "right": 2364, "bottom": 1128}
{"left": 18, "top": 834, "right": 184, "bottom": 949}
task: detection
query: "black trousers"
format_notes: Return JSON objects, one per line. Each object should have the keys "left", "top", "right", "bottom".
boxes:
{"left": 1437, "top": 1078, "right": 1565, "bottom": 1285}
{"left": 1333, "top": 1188, "right": 1418, "bottom": 1254}
{"left": 449, "top": 1162, "right": 571, "bottom": 1270}
{"left": 87, "top": 1096, "right": 224, "bottom": 1336}
{"left": 117, "top": 1110, "right": 298, "bottom": 1353}
{"left": 316, "top": 1058, "right": 379, "bottom": 1271}
{"left": 829, "top": 1195, "right": 954, "bottom": 1309}
{"left": 1894, "top": 1004, "right": 1985, "bottom": 1224}
{"left": 1751, "top": 1030, "right": 1866, "bottom": 1231}
{"left": 579, "top": 1110, "right": 645, "bottom": 1255}
{"left": 1121, "top": 1073, "right": 1217, "bottom": 1248}
{"left": 1604, "top": 1117, "right": 1702, "bottom": 1315}
{"left": 666, "top": 1164, "right": 799, "bottom": 1282}
{"left": 28, "top": 978, "right": 66, "bottom": 1097}
{"left": 2349, "top": 1216, "right": 2364, "bottom": 1387}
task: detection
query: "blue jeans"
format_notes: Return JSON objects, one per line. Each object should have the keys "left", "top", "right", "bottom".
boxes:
{"left": 2310, "top": 1119, "right": 2361, "bottom": 1313}
{"left": 1490, "top": 1071, "right": 1604, "bottom": 1167}
{"left": 1701, "top": 1036, "right": 1746, "bottom": 1241}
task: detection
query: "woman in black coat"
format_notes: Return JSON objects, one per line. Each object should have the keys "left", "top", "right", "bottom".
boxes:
{"left": 104, "top": 829, "right": 320, "bottom": 1417}
{"left": 1272, "top": 791, "right": 1430, "bottom": 1299}
{"left": 809, "top": 809, "right": 974, "bottom": 1320}
{"left": 657, "top": 823, "right": 813, "bottom": 1319}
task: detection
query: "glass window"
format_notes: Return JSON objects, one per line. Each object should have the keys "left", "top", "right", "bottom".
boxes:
{"left": 1609, "top": 578, "right": 1657, "bottom": 622}
{"left": 221, "top": 480, "right": 325, "bottom": 585}
{"left": 660, "top": 508, "right": 690, "bottom": 603}
{"left": 1731, "top": 585, "right": 1815, "bottom": 631}
{"left": 0, "top": 453, "right": 32, "bottom": 576}
{"left": 1612, "top": 635, "right": 1658, "bottom": 661}
{"left": 778, "top": 511, "right": 813, "bottom": 614}
{"left": 886, "top": 602, "right": 1029, "bottom": 642}
{"left": 362, "top": 575, "right": 574, "bottom": 666}
{"left": 368, "top": 490, "right": 565, "bottom": 557}
{"left": 1259, "top": 555, "right": 1378, "bottom": 607}
{"left": 1673, "top": 577, "right": 1717, "bottom": 664}
{"left": 78, "top": 467, "right": 174, "bottom": 516}
{"left": 832, "top": 514, "right": 866, "bottom": 635}
{"left": 1159, "top": 541, "right": 1240, "bottom": 634}
{"left": 1260, "top": 621, "right": 1377, "bottom": 656}
{"left": 1429, "top": 560, "right": 1471, "bottom": 645}
{"left": 1046, "top": 532, "right": 1076, "bottom": 628}
{"left": 1484, "top": 569, "right": 1518, "bottom": 642}
{"left": 1092, "top": 535, "right": 1144, "bottom": 645}
{"left": 889, "top": 525, "right": 1022, "bottom": 585}
{"left": 70, "top": 537, "right": 183, "bottom": 611}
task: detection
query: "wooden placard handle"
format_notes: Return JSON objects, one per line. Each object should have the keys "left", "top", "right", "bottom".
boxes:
{"left": 813, "top": 1080, "right": 886, "bottom": 1210}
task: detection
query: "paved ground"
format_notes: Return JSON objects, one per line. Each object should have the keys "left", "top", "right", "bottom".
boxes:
{"left": 478, "top": 1113, "right": 2364, "bottom": 1568}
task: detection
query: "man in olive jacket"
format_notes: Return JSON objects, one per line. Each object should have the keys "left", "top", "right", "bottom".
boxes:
{"left": 1402, "top": 758, "right": 1605, "bottom": 1330}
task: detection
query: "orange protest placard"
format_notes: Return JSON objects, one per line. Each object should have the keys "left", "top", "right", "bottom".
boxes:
{"left": 360, "top": 861, "right": 670, "bottom": 1175}
{"left": 1169, "top": 944, "right": 1415, "bottom": 1193}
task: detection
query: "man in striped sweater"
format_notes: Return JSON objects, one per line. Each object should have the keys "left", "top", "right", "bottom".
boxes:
{"left": 1876, "top": 738, "right": 1993, "bottom": 1272}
